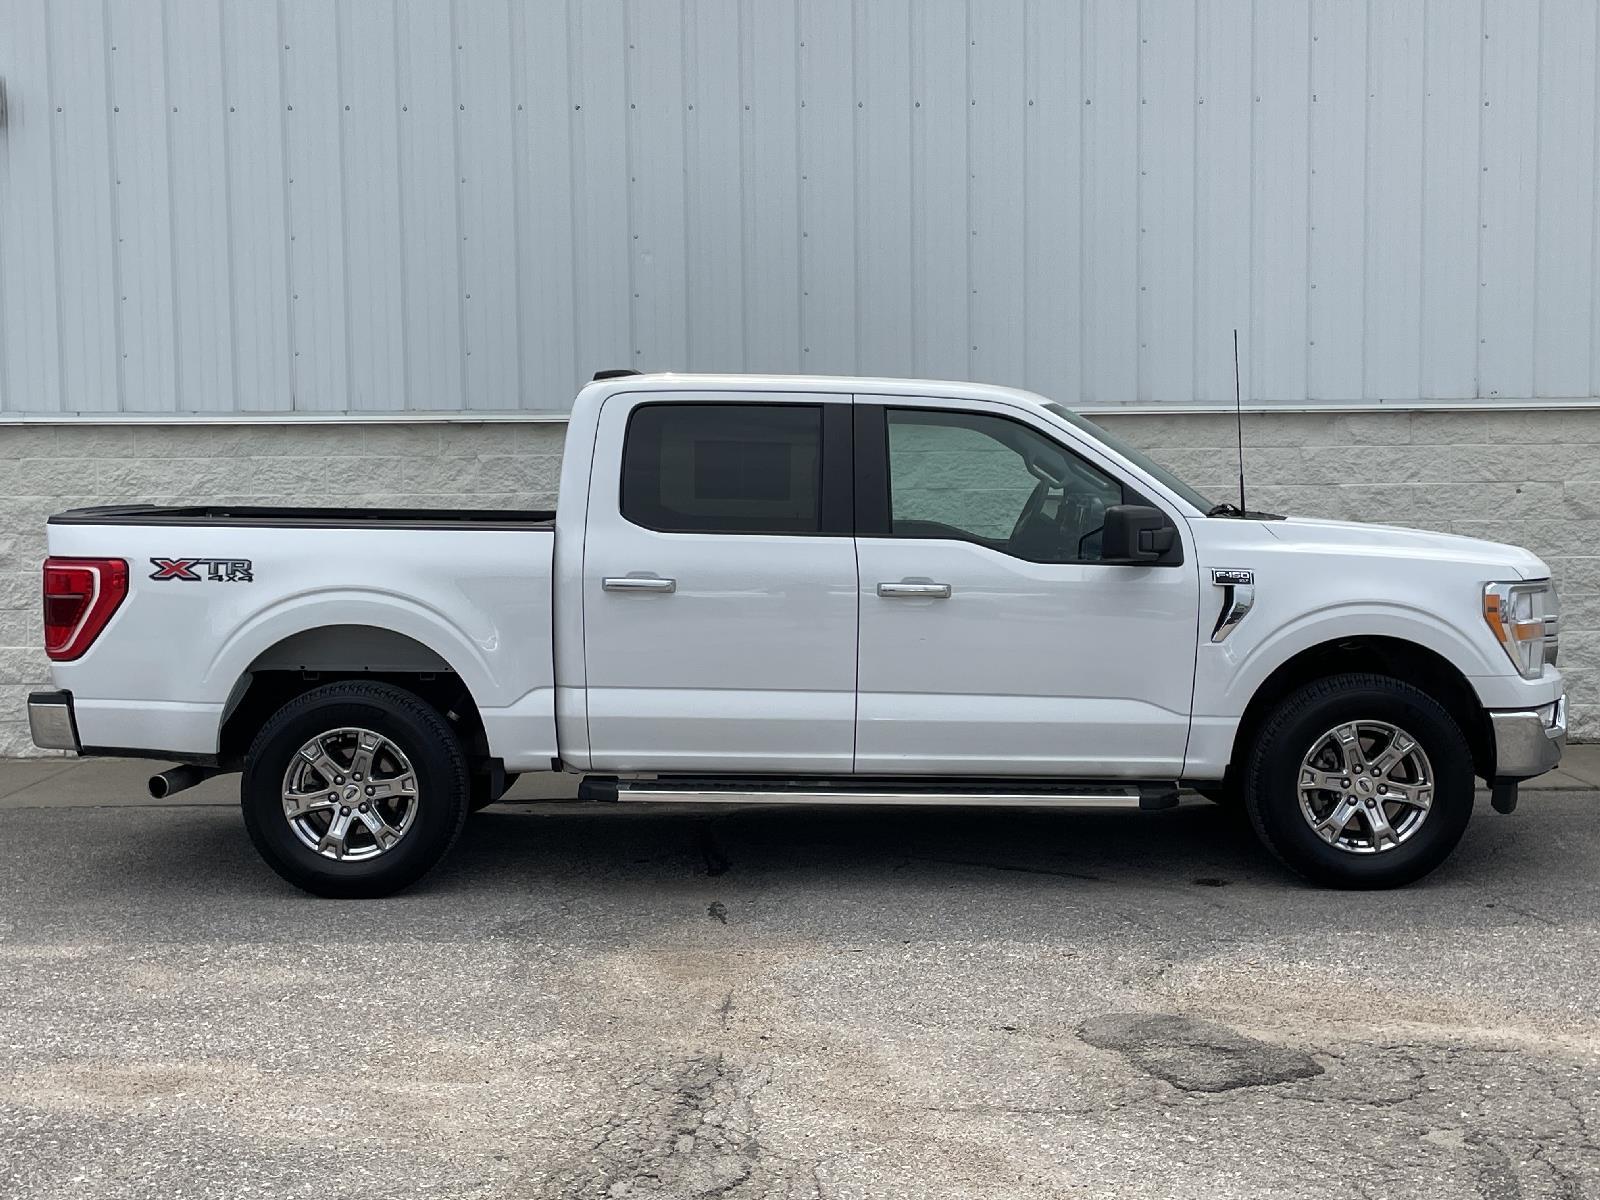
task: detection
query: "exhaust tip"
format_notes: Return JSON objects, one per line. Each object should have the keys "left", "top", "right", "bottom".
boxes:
{"left": 148, "top": 764, "right": 219, "bottom": 799}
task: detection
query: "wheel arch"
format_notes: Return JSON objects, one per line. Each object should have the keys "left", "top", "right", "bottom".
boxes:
{"left": 205, "top": 591, "right": 503, "bottom": 702}
{"left": 217, "top": 623, "right": 488, "bottom": 769}
{"left": 1229, "top": 636, "right": 1496, "bottom": 782}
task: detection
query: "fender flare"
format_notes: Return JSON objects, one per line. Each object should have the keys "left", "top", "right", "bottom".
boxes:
{"left": 1215, "top": 602, "right": 1505, "bottom": 717}
{"left": 203, "top": 589, "right": 503, "bottom": 709}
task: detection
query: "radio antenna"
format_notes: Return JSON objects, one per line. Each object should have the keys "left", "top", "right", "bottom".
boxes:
{"left": 1232, "top": 328, "right": 1246, "bottom": 514}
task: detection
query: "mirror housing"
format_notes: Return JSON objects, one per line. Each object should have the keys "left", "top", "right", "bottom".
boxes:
{"left": 1100, "top": 504, "right": 1179, "bottom": 564}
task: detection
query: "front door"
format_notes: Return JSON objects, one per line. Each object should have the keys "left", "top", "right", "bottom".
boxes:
{"left": 582, "top": 392, "right": 858, "bottom": 773}
{"left": 853, "top": 400, "right": 1199, "bottom": 777}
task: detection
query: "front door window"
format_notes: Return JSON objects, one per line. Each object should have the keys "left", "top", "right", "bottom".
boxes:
{"left": 886, "top": 408, "right": 1124, "bottom": 562}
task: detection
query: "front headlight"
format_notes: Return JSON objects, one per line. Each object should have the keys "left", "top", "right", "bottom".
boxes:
{"left": 1483, "top": 580, "right": 1558, "bottom": 679}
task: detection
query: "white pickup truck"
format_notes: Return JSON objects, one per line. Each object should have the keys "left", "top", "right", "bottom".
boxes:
{"left": 29, "top": 373, "right": 1565, "bottom": 896}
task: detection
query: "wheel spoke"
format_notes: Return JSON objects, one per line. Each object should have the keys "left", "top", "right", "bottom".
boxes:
{"left": 348, "top": 731, "right": 380, "bottom": 782}
{"left": 1365, "top": 802, "right": 1400, "bottom": 851}
{"left": 355, "top": 806, "right": 402, "bottom": 850}
{"left": 317, "top": 807, "right": 355, "bottom": 859}
{"left": 366, "top": 774, "right": 418, "bottom": 801}
{"left": 1368, "top": 731, "right": 1416, "bottom": 779}
{"left": 1299, "top": 766, "right": 1347, "bottom": 793}
{"left": 1332, "top": 724, "right": 1367, "bottom": 771}
{"left": 283, "top": 786, "right": 337, "bottom": 821}
{"left": 1382, "top": 780, "right": 1432, "bottom": 811}
{"left": 1313, "top": 797, "right": 1361, "bottom": 843}
{"left": 297, "top": 738, "right": 346, "bottom": 786}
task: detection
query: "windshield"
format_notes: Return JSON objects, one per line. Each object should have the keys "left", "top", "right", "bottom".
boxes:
{"left": 1040, "top": 402, "right": 1214, "bottom": 513}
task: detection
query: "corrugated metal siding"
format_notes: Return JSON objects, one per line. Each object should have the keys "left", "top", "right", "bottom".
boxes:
{"left": 0, "top": 0, "right": 1596, "bottom": 414}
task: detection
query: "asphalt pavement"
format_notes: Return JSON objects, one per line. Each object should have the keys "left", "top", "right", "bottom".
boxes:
{"left": 1, "top": 754, "right": 1598, "bottom": 1199}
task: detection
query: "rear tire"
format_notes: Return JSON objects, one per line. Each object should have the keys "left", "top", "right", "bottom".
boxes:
{"left": 242, "top": 681, "right": 470, "bottom": 898}
{"left": 1243, "top": 673, "right": 1474, "bottom": 888}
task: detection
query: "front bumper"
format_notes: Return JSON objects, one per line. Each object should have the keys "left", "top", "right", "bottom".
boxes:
{"left": 1490, "top": 695, "right": 1565, "bottom": 781}
{"left": 27, "top": 690, "right": 80, "bottom": 752}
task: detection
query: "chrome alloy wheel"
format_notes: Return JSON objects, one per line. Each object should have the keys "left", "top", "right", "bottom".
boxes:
{"left": 1297, "top": 721, "right": 1434, "bottom": 855}
{"left": 281, "top": 727, "right": 419, "bottom": 861}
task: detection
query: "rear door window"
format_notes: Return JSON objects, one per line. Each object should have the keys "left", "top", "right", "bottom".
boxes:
{"left": 620, "top": 404, "right": 824, "bottom": 534}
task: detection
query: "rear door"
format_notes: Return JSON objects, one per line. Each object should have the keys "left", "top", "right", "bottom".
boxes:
{"left": 581, "top": 391, "right": 858, "bottom": 773}
{"left": 852, "top": 398, "right": 1199, "bottom": 777}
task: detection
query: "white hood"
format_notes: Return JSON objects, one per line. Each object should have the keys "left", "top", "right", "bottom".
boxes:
{"left": 1260, "top": 515, "right": 1550, "bottom": 580}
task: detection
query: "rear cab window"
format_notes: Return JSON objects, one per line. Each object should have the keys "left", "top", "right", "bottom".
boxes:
{"left": 620, "top": 403, "right": 835, "bottom": 535}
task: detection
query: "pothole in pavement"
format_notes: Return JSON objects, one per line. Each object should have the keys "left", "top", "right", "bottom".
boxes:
{"left": 1078, "top": 1013, "right": 1324, "bottom": 1092}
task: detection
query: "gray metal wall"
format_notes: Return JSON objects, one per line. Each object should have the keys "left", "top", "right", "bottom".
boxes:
{"left": 1, "top": 0, "right": 1596, "bottom": 415}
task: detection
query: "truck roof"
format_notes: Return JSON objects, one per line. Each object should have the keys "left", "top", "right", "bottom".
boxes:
{"left": 574, "top": 372, "right": 1056, "bottom": 414}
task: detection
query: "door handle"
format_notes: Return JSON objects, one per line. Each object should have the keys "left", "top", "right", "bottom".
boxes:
{"left": 602, "top": 575, "right": 677, "bottom": 593}
{"left": 877, "top": 581, "right": 952, "bottom": 599}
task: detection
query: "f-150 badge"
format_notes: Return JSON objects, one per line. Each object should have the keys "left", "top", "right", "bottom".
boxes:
{"left": 1211, "top": 568, "right": 1254, "bottom": 587}
{"left": 150, "top": 557, "right": 254, "bottom": 582}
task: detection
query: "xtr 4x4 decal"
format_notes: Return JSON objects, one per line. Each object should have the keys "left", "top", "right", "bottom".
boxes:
{"left": 149, "top": 557, "right": 254, "bottom": 583}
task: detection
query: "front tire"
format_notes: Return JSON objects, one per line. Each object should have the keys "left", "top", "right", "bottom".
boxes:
{"left": 241, "top": 681, "right": 470, "bottom": 898}
{"left": 1243, "top": 673, "right": 1474, "bottom": 888}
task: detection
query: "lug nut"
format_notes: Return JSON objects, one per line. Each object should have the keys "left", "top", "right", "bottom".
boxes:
{"left": 365, "top": 786, "right": 374, "bottom": 796}
{"left": 334, "top": 775, "right": 344, "bottom": 784}
{"left": 340, "top": 806, "right": 350, "bottom": 816}
{"left": 1341, "top": 778, "right": 1351, "bottom": 788}
{"left": 353, "top": 773, "right": 362, "bottom": 781}
{"left": 359, "top": 803, "right": 368, "bottom": 812}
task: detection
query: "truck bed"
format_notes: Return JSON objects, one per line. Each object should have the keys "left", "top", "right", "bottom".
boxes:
{"left": 48, "top": 504, "right": 555, "bottom": 530}
{"left": 45, "top": 504, "right": 559, "bottom": 766}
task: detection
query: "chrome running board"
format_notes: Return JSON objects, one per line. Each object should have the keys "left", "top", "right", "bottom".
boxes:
{"left": 594, "top": 778, "right": 1180, "bottom": 811}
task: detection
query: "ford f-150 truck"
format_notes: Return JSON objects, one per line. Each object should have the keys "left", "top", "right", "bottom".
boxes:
{"left": 28, "top": 373, "right": 1565, "bottom": 896}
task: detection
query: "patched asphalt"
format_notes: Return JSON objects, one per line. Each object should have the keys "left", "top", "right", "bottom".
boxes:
{"left": 1, "top": 763, "right": 1598, "bottom": 1199}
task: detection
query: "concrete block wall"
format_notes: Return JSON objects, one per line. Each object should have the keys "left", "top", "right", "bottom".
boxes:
{"left": 0, "top": 408, "right": 1592, "bottom": 754}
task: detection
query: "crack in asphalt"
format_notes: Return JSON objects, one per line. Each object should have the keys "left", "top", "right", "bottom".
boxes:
{"left": 537, "top": 1053, "right": 772, "bottom": 1199}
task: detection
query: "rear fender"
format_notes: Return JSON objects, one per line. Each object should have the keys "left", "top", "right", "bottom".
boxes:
{"left": 206, "top": 590, "right": 499, "bottom": 704}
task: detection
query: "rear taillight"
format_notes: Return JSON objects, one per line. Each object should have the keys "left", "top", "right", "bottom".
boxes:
{"left": 43, "top": 557, "right": 128, "bottom": 661}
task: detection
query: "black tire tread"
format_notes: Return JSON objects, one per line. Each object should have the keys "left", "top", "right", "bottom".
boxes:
{"left": 1242, "top": 671, "right": 1472, "bottom": 888}
{"left": 242, "top": 680, "right": 470, "bottom": 898}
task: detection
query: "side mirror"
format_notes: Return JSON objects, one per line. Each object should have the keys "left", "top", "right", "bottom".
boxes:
{"left": 1100, "top": 504, "right": 1177, "bottom": 564}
